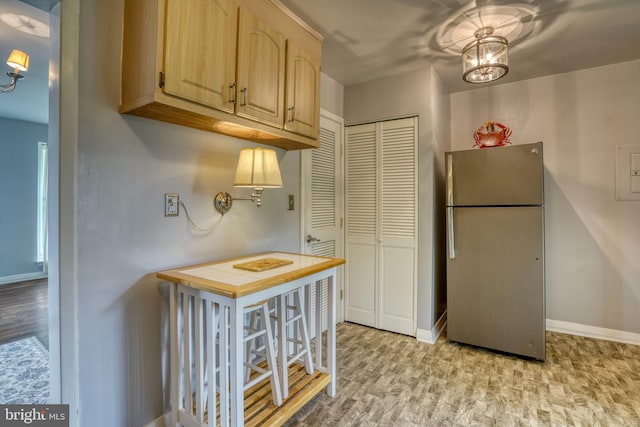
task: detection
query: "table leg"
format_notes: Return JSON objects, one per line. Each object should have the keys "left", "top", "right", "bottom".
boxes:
{"left": 206, "top": 301, "right": 216, "bottom": 427}
{"left": 183, "top": 293, "right": 193, "bottom": 416}
{"left": 230, "top": 303, "right": 245, "bottom": 427}
{"left": 314, "top": 280, "right": 322, "bottom": 369}
{"left": 219, "top": 306, "right": 230, "bottom": 425}
{"left": 277, "top": 294, "right": 288, "bottom": 399}
{"left": 170, "top": 284, "right": 179, "bottom": 426}
{"left": 327, "top": 273, "right": 336, "bottom": 397}
{"left": 195, "top": 298, "right": 204, "bottom": 423}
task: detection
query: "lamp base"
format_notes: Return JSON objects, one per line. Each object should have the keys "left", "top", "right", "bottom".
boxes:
{"left": 214, "top": 192, "right": 233, "bottom": 215}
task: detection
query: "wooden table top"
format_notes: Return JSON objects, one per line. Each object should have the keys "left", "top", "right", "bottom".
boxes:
{"left": 157, "top": 252, "right": 345, "bottom": 298}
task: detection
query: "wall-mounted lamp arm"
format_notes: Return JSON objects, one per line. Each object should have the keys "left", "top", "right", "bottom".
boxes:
{"left": 214, "top": 188, "right": 268, "bottom": 215}
{"left": 0, "top": 71, "right": 24, "bottom": 93}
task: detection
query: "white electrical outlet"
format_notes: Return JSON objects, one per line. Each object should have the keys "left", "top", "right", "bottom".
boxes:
{"left": 165, "top": 193, "right": 179, "bottom": 216}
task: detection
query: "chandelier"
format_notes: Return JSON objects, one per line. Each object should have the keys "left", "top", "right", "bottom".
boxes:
{"left": 462, "top": 27, "right": 509, "bottom": 84}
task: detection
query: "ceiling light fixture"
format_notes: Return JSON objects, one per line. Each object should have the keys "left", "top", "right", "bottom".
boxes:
{"left": 0, "top": 49, "right": 29, "bottom": 93}
{"left": 462, "top": 27, "right": 509, "bottom": 84}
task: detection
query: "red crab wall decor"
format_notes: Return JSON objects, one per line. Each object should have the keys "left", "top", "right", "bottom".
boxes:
{"left": 473, "top": 121, "right": 512, "bottom": 148}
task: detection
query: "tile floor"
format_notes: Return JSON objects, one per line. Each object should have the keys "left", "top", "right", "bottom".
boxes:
{"left": 284, "top": 322, "right": 640, "bottom": 426}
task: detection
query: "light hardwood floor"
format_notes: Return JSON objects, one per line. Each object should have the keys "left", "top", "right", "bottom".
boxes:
{"left": 284, "top": 322, "right": 640, "bottom": 426}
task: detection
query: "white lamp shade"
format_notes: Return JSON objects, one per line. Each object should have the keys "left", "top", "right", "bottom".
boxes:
{"left": 6, "top": 49, "right": 29, "bottom": 72}
{"left": 233, "top": 147, "right": 283, "bottom": 188}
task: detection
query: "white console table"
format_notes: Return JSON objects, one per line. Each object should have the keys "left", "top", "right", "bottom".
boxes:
{"left": 157, "top": 252, "right": 345, "bottom": 427}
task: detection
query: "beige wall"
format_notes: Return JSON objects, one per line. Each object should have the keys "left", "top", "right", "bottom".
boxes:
{"left": 450, "top": 59, "right": 640, "bottom": 334}
{"left": 320, "top": 72, "right": 344, "bottom": 117}
{"left": 430, "top": 69, "right": 450, "bottom": 324}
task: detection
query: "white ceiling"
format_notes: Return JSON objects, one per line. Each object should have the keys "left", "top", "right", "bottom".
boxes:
{"left": 0, "top": 0, "right": 50, "bottom": 124}
{"left": 279, "top": 0, "right": 640, "bottom": 92}
{"left": 2, "top": 0, "right": 640, "bottom": 124}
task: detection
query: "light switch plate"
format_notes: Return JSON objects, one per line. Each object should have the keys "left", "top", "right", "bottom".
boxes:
{"left": 615, "top": 145, "right": 640, "bottom": 200}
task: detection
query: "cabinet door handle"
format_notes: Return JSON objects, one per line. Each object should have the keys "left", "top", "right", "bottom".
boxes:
{"left": 288, "top": 106, "right": 295, "bottom": 123}
{"left": 240, "top": 87, "right": 248, "bottom": 106}
{"left": 229, "top": 83, "right": 236, "bottom": 104}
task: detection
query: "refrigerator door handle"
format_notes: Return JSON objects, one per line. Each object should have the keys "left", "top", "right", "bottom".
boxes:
{"left": 446, "top": 153, "right": 453, "bottom": 206}
{"left": 447, "top": 207, "right": 456, "bottom": 259}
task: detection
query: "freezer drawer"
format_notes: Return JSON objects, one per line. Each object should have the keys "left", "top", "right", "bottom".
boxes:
{"left": 446, "top": 206, "right": 545, "bottom": 360}
{"left": 446, "top": 142, "right": 544, "bottom": 207}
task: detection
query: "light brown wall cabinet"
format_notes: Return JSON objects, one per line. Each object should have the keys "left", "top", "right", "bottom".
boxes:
{"left": 163, "top": 0, "right": 238, "bottom": 114}
{"left": 120, "top": 0, "right": 322, "bottom": 150}
{"left": 236, "top": 8, "right": 286, "bottom": 128}
{"left": 284, "top": 40, "right": 320, "bottom": 139}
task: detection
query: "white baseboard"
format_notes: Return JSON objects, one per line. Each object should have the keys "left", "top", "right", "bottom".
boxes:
{"left": 546, "top": 319, "right": 640, "bottom": 346}
{"left": 414, "top": 315, "right": 639, "bottom": 346}
{"left": 0, "top": 272, "right": 47, "bottom": 285}
{"left": 416, "top": 311, "right": 447, "bottom": 344}
{"left": 144, "top": 412, "right": 171, "bottom": 427}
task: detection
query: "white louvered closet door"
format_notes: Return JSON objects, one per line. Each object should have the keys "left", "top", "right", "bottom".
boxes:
{"left": 302, "top": 111, "right": 344, "bottom": 329}
{"left": 345, "top": 123, "right": 377, "bottom": 327}
{"left": 379, "top": 118, "right": 417, "bottom": 335}
{"left": 345, "top": 117, "right": 417, "bottom": 335}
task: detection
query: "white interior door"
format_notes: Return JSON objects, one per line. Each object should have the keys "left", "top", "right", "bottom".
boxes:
{"left": 378, "top": 118, "right": 417, "bottom": 335}
{"left": 345, "top": 117, "right": 417, "bottom": 335}
{"left": 301, "top": 110, "right": 344, "bottom": 326}
{"left": 344, "top": 123, "right": 377, "bottom": 328}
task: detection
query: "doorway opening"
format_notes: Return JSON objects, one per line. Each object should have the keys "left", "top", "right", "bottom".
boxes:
{"left": 0, "top": 0, "right": 59, "bottom": 405}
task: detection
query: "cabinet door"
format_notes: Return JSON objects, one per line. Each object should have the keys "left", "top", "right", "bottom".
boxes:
{"left": 164, "top": 0, "right": 237, "bottom": 113}
{"left": 284, "top": 40, "right": 320, "bottom": 139}
{"left": 236, "top": 8, "right": 286, "bottom": 128}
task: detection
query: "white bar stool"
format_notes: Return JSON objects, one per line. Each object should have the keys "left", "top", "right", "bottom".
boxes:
{"left": 275, "top": 287, "right": 314, "bottom": 398}
{"left": 243, "top": 301, "right": 282, "bottom": 406}
{"left": 206, "top": 301, "right": 283, "bottom": 418}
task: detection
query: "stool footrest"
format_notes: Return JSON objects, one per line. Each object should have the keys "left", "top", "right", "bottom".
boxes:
{"left": 244, "top": 371, "right": 272, "bottom": 390}
{"left": 284, "top": 313, "right": 303, "bottom": 326}
{"left": 244, "top": 329, "right": 266, "bottom": 342}
{"left": 286, "top": 337, "right": 305, "bottom": 346}
{"left": 287, "top": 350, "right": 311, "bottom": 367}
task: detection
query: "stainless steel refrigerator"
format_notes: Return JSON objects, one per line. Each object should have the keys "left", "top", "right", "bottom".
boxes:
{"left": 445, "top": 141, "right": 545, "bottom": 360}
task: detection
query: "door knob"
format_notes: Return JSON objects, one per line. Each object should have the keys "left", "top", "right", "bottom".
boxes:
{"left": 306, "top": 234, "right": 320, "bottom": 243}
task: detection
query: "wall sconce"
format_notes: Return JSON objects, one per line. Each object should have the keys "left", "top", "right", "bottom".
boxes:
{"left": 0, "top": 49, "right": 29, "bottom": 93}
{"left": 214, "top": 147, "right": 283, "bottom": 214}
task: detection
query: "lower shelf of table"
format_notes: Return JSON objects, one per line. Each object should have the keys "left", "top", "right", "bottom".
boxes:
{"left": 245, "top": 364, "right": 330, "bottom": 426}
{"left": 199, "top": 364, "right": 330, "bottom": 427}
